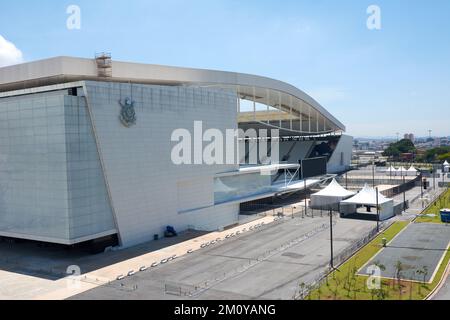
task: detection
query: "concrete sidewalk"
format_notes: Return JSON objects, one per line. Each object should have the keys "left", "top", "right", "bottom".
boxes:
{"left": 28, "top": 216, "right": 275, "bottom": 300}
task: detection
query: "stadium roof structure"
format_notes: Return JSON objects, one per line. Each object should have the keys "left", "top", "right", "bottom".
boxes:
{"left": 0, "top": 56, "right": 345, "bottom": 136}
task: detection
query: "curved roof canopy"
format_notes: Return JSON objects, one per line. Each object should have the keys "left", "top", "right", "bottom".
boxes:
{"left": 0, "top": 56, "right": 345, "bottom": 135}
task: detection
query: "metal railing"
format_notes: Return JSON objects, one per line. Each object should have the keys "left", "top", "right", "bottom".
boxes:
{"left": 294, "top": 221, "right": 392, "bottom": 300}
{"left": 163, "top": 215, "right": 338, "bottom": 297}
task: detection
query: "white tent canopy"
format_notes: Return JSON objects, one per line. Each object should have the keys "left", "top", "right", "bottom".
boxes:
{"left": 340, "top": 184, "right": 394, "bottom": 220}
{"left": 407, "top": 166, "right": 418, "bottom": 176}
{"left": 312, "top": 179, "right": 355, "bottom": 197}
{"left": 310, "top": 179, "right": 355, "bottom": 208}
{"left": 397, "top": 167, "right": 407, "bottom": 176}
{"left": 341, "top": 184, "right": 391, "bottom": 206}
{"left": 385, "top": 166, "right": 396, "bottom": 173}
{"left": 444, "top": 160, "right": 450, "bottom": 166}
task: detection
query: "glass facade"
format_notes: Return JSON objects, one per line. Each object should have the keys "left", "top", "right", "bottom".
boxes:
{"left": 214, "top": 173, "right": 273, "bottom": 204}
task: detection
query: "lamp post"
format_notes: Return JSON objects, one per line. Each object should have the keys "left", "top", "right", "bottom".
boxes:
{"left": 433, "top": 167, "right": 436, "bottom": 190}
{"left": 329, "top": 208, "right": 334, "bottom": 269}
{"left": 301, "top": 160, "right": 308, "bottom": 216}
{"left": 389, "top": 161, "right": 392, "bottom": 182}
{"left": 376, "top": 187, "right": 380, "bottom": 232}
{"left": 420, "top": 174, "right": 424, "bottom": 208}
{"left": 372, "top": 160, "right": 375, "bottom": 188}
{"left": 403, "top": 175, "right": 406, "bottom": 212}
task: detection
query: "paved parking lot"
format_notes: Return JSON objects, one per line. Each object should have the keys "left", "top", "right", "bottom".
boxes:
{"left": 71, "top": 216, "right": 375, "bottom": 300}
{"left": 358, "top": 223, "right": 450, "bottom": 282}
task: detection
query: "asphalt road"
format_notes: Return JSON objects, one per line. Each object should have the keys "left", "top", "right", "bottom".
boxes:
{"left": 358, "top": 223, "right": 450, "bottom": 282}
{"left": 433, "top": 274, "right": 450, "bottom": 300}
{"left": 71, "top": 215, "right": 376, "bottom": 300}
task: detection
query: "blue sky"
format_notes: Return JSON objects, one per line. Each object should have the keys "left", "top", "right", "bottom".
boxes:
{"left": 1, "top": 0, "right": 449, "bottom": 137}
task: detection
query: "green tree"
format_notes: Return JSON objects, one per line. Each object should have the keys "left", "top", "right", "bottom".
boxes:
{"left": 383, "top": 139, "right": 417, "bottom": 159}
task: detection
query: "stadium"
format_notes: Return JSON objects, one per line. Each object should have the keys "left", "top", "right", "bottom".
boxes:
{"left": 0, "top": 55, "right": 352, "bottom": 248}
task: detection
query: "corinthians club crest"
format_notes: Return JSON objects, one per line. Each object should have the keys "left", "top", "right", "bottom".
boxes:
{"left": 119, "top": 97, "right": 136, "bottom": 127}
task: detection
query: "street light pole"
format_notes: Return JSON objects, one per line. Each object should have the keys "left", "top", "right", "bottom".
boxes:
{"left": 433, "top": 168, "right": 436, "bottom": 190}
{"left": 376, "top": 187, "right": 380, "bottom": 232}
{"left": 389, "top": 161, "right": 392, "bottom": 182}
{"left": 403, "top": 175, "right": 406, "bottom": 212}
{"left": 421, "top": 174, "right": 423, "bottom": 198}
{"left": 329, "top": 209, "right": 334, "bottom": 269}
{"left": 301, "top": 160, "right": 308, "bottom": 217}
{"left": 372, "top": 160, "right": 375, "bottom": 188}
{"left": 420, "top": 174, "right": 424, "bottom": 208}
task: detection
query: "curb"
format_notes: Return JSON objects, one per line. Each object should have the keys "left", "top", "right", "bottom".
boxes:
{"left": 425, "top": 258, "right": 450, "bottom": 300}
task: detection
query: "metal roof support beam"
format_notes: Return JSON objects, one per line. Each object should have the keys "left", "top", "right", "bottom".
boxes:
{"left": 300, "top": 100, "right": 303, "bottom": 132}
{"left": 308, "top": 105, "right": 311, "bottom": 133}
{"left": 289, "top": 95, "right": 293, "bottom": 131}
{"left": 316, "top": 110, "right": 319, "bottom": 133}
{"left": 279, "top": 92, "right": 282, "bottom": 129}
{"left": 253, "top": 86, "right": 256, "bottom": 121}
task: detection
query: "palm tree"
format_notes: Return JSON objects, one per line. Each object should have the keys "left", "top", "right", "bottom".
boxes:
{"left": 395, "top": 261, "right": 404, "bottom": 299}
{"left": 416, "top": 265, "right": 429, "bottom": 296}
{"left": 298, "top": 282, "right": 306, "bottom": 300}
{"left": 374, "top": 261, "right": 386, "bottom": 298}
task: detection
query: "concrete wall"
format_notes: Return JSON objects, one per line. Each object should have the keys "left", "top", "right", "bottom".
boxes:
{"left": 0, "top": 89, "right": 116, "bottom": 244}
{"left": 327, "top": 134, "right": 353, "bottom": 174}
{"left": 84, "top": 81, "right": 240, "bottom": 247}
{"left": 64, "top": 95, "right": 116, "bottom": 240}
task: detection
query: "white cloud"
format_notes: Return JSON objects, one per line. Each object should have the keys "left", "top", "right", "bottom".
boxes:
{"left": 0, "top": 35, "right": 23, "bottom": 67}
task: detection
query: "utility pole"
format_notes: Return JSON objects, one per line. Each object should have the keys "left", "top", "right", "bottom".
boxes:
{"left": 433, "top": 167, "right": 436, "bottom": 190}
{"left": 329, "top": 209, "right": 334, "bottom": 269}
{"left": 420, "top": 174, "right": 424, "bottom": 207}
{"left": 389, "top": 161, "right": 392, "bottom": 182}
{"left": 372, "top": 160, "right": 375, "bottom": 188}
{"left": 301, "top": 160, "right": 308, "bottom": 217}
{"left": 376, "top": 187, "right": 380, "bottom": 232}
{"left": 403, "top": 175, "right": 406, "bottom": 212}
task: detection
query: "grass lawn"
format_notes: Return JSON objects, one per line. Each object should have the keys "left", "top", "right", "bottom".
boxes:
{"left": 416, "top": 188, "right": 450, "bottom": 224}
{"left": 306, "top": 221, "right": 450, "bottom": 300}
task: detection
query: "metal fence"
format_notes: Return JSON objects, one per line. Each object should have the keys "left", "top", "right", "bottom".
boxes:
{"left": 164, "top": 215, "right": 339, "bottom": 297}
{"left": 294, "top": 221, "right": 392, "bottom": 300}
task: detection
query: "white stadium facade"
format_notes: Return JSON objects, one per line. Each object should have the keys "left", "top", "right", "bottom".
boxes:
{"left": 0, "top": 55, "right": 352, "bottom": 248}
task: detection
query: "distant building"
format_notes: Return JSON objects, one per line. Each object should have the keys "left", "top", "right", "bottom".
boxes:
{"left": 404, "top": 133, "right": 415, "bottom": 142}
{"left": 433, "top": 138, "right": 441, "bottom": 147}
